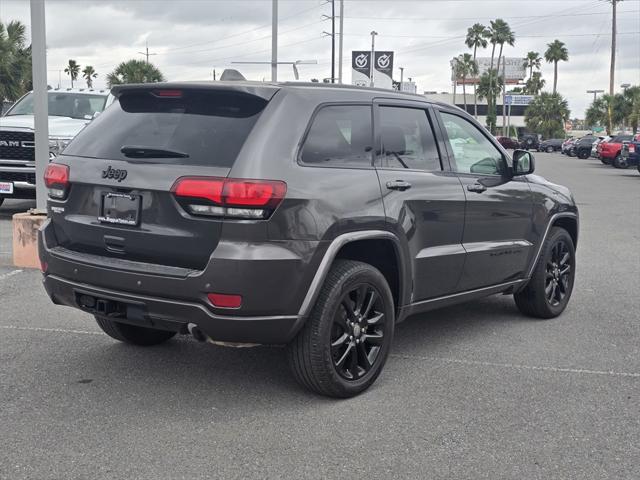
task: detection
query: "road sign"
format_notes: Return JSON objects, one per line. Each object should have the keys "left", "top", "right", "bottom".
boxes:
{"left": 505, "top": 95, "right": 534, "bottom": 106}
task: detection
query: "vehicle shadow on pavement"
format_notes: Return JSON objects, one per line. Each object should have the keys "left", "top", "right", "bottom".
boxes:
{"left": 60, "top": 295, "right": 526, "bottom": 406}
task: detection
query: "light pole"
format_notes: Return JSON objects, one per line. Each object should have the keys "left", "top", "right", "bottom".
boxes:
{"left": 369, "top": 31, "right": 378, "bottom": 88}
{"left": 399, "top": 67, "right": 404, "bottom": 90}
{"left": 586, "top": 89, "right": 604, "bottom": 103}
{"left": 338, "top": 0, "right": 344, "bottom": 84}
{"left": 271, "top": 0, "right": 278, "bottom": 82}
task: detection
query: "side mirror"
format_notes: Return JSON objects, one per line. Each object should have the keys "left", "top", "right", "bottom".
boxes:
{"left": 512, "top": 149, "right": 535, "bottom": 176}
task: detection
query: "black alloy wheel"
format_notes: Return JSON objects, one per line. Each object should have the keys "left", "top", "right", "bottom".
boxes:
{"left": 613, "top": 154, "right": 628, "bottom": 169}
{"left": 544, "top": 239, "right": 572, "bottom": 307}
{"left": 287, "top": 260, "right": 394, "bottom": 397}
{"left": 331, "top": 284, "right": 386, "bottom": 380}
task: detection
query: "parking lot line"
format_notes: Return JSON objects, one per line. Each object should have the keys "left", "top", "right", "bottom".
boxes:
{"left": 1, "top": 324, "right": 638, "bottom": 379}
{"left": 0, "top": 269, "right": 23, "bottom": 280}
{"left": 391, "top": 353, "right": 640, "bottom": 379}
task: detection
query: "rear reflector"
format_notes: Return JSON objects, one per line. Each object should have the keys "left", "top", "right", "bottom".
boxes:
{"left": 44, "top": 163, "right": 70, "bottom": 199}
{"left": 171, "top": 177, "right": 286, "bottom": 219}
{"left": 207, "top": 293, "right": 242, "bottom": 309}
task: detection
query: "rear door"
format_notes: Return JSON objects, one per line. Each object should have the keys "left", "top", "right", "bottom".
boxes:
{"left": 374, "top": 100, "right": 466, "bottom": 301}
{"left": 51, "top": 87, "right": 273, "bottom": 270}
{"left": 435, "top": 108, "right": 534, "bottom": 291}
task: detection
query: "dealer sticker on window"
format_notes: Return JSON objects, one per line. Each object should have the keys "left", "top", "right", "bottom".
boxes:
{"left": 0, "top": 182, "right": 14, "bottom": 194}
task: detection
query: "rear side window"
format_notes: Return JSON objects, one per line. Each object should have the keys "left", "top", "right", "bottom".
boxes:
{"left": 378, "top": 106, "right": 441, "bottom": 171}
{"left": 300, "top": 105, "right": 373, "bottom": 167}
{"left": 63, "top": 90, "right": 268, "bottom": 167}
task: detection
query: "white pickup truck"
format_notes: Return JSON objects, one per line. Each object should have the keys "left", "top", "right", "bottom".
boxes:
{"left": 0, "top": 88, "right": 113, "bottom": 206}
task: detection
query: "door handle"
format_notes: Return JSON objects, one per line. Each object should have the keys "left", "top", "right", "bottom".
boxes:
{"left": 386, "top": 180, "right": 412, "bottom": 191}
{"left": 467, "top": 183, "right": 487, "bottom": 193}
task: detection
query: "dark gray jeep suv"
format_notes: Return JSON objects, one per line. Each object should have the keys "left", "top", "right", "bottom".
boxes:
{"left": 39, "top": 82, "right": 578, "bottom": 397}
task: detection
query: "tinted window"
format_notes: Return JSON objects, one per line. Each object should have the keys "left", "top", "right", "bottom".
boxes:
{"left": 440, "top": 112, "right": 505, "bottom": 175}
{"left": 379, "top": 107, "right": 441, "bottom": 171}
{"left": 300, "top": 105, "right": 372, "bottom": 167}
{"left": 7, "top": 92, "right": 108, "bottom": 119}
{"left": 613, "top": 135, "right": 632, "bottom": 142}
{"left": 63, "top": 90, "right": 268, "bottom": 167}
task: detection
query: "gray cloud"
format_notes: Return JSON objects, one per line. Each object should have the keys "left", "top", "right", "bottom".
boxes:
{"left": 3, "top": 0, "right": 639, "bottom": 116}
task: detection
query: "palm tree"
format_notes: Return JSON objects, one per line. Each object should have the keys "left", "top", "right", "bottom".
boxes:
{"left": 457, "top": 53, "right": 478, "bottom": 112}
{"left": 477, "top": 70, "right": 503, "bottom": 133}
{"left": 487, "top": 19, "right": 515, "bottom": 134}
{"left": 523, "top": 51, "right": 542, "bottom": 81}
{"left": 623, "top": 85, "right": 640, "bottom": 133}
{"left": 106, "top": 59, "right": 165, "bottom": 86}
{"left": 0, "top": 20, "right": 31, "bottom": 101}
{"left": 465, "top": 23, "right": 489, "bottom": 118}
{"left": 525, "top": 92, "right": 570, "bottom": 139}
{"left": 524, "top": 72, "right": 545, "bottom": 95}
{"left": 544, "top": 40, "right": 568, "bottom": 95}
{"left": 82, "top": 66, "right": 98, "bottom": 88}
{"left": 64, "top": 59, "right": 80, "bottom": 88}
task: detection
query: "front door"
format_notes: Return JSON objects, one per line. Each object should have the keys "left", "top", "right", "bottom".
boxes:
{"left": 374, "top": 101, "right": 467, "bottom": 302}
{"left": 436, "top": 109, "right": 534, "bottom": 291}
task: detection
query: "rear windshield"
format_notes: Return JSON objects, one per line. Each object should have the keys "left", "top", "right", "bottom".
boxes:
{"left": 63, "top": 89, "right": 268, "bottom": 166}
{"left": 6, "top": 92, "right": 108, "bottom": 120}
{"left": 612, "top": 135, "right": 632, "bottom": 143}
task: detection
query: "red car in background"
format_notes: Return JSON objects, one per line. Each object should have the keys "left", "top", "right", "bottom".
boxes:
{"left": 495, "top": 136, "right": 520, "bottom": 149}
{"left": 598, "top": 134, "right": 634, "bottom": 167}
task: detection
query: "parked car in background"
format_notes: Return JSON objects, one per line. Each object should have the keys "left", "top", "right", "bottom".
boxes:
{"left": 519, "top": 134, "right": 539, "bottom": 150}
{"left": 591, "top": 136, "right": 610, "bottom": 158}
{"left": 0, "top": 88, "right": 113, "bottom": 206}
{"left": 616, "top": 134, "right": 640, "bottom": 169}
{"left": 572, "top": 135, "right": 597, "bottom": 159}
{"left": 561, "top": 138, "right": 577, "bottom": 155}
{"left": 538, "top": 138, "right": 564, "bottom": 153}
{"left": 495, "top": 136, "right": 520, "bottom": 149}
{"left": 598, "top": 134, "right": 633, "bottom": 167}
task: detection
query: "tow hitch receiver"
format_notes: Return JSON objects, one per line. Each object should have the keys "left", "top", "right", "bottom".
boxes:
{"left": 76, "top": 293, "right": 126, "bottom": 318}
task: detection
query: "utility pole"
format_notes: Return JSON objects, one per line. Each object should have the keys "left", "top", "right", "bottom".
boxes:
{"left": 338, "top": 0, "right": 344, "bottom": 84}
{"left": 271, "top": 0, "right": 278, "bottom": 82}
{"left": 400, "top": 67, "right": 404, "bottom": 90}
{"left": 370, "top": 31, "right": 378, "bottom": 88}
{"left": 609, "top": 0, "right": 619, "bottom": 97}
{"left": 331, "top": 0, "right": 335, "bottom": 83}
{"left": 30, "top": 0, "right": 48, "bottom": 211}
{"left": 137, "top": 41, "right": 157, "bottom": 63}
{"left": 502, "top": 56, "right": 507, "bottom": 136}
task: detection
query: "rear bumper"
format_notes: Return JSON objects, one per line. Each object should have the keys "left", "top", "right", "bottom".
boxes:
{"left": 42, "top": 273, "right": 302, "bottom": 344}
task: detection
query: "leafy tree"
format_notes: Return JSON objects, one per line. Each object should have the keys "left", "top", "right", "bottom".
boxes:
{"left": 525, "top": 92, "right": 570, "bottom": 139}
{"left": 523, "top": 51, "right": 542, "bottom": 81}
{"left": 544, "top": 40, "right": 568, "bottom": 95}
{"left": 0, "top": 20, "right": 32, "bottom": 101}
{"left": 477, "top": 70, "right": 503, "bottom": 133}
{"left": 64, "top": 59, "right": 80, "bottom": 88}
{"left": 586, "top": 89, "right": 639, "bottom": 134}
{"left": 82, "top": 65, "right": 97, "bottom": 88}
{"left": 465, "top": 23, "right": 489, "bottom": 118}
{"left": 524, "top": 72, "right": 545, "bottom": 95}
{"left": 106, "top": 59, "right": 165, "bottom": 86}
{"left": 623, "top": 85, "right": 640, "bottom": 133}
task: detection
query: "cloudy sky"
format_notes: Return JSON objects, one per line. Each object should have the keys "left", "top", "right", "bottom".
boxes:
{"left": 3, "top": 0, "right": 639, "bottom": 116}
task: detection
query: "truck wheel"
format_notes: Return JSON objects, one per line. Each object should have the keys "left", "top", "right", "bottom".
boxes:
{"left": 515, "top": 227, "right": 575, "bottom": 319}
{"left": 287, "top": 260, "right": 394, "bottom": 398}
{"left": 613, "top": 154, "right": 628, "bottom": 169}
{"left": 95, "top": 316, "right": 176, "bottom": 346}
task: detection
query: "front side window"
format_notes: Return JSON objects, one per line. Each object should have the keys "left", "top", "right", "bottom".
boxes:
{"left": 378, "top": 106, "right": 441, "bottom": 171}
{"left": 300, "top": 105, "right": 373, "bottom": 167}
{"left": 440, "top": 111, "right": 505, "bottom": 176}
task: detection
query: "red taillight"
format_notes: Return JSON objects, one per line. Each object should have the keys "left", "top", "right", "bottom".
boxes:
{"left": 44, "top": 163, "right": 70, "bottom": 199}
{"left": 171, "top": 177, "right": 286, "bottom": 219}
{"left": 207, "top": 293, "right": 242, "bottom": 309}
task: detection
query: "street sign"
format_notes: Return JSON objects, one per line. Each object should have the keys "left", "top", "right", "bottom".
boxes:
{"left": 505, "top": 95, "right": 534, "bottom": 106}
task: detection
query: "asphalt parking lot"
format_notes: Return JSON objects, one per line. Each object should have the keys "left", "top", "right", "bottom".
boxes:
{"left": 1, "top": 152, "right": 638, "bottom": 480}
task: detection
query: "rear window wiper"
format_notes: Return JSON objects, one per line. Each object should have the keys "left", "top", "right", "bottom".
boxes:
{"left": 120, "top": 145, "right": 189, "bottom": 158}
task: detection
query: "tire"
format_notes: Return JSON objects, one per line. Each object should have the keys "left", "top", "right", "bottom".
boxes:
{"left": 95, "top": 316, "right": 176, "bottom": 346}
{"left": 613, "top": 154, "right": 628, "bottom": 169}
{"left": 601, "top": 156, "right": 612, "bottom": 165}
{"left": 546, "top": 146, "right": 554, "bottom": 153}
{"left": 287, "top": 260, "right": 395, "bottom": 398}
{"left": 577, "top": 150, "right": 589, "bottom": 159}
{"left": 514, "top": 227, "right": 576, "bottom": 319}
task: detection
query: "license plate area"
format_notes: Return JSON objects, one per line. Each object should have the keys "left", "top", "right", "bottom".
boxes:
{"left": 98, "top": 192, "right": 141, "bottom": 226}
{"left": 0, "top": 182, "right": 14, "bottom": 194}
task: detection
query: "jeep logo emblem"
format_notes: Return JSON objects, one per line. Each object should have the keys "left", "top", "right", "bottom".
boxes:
{"left": 102, "top": 166, "right": 128, "bottom": 182}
